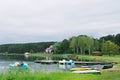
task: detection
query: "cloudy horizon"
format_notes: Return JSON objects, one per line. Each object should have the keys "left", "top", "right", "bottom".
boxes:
{"left": 0, "top": 0, "right": 120, "bottom": 44}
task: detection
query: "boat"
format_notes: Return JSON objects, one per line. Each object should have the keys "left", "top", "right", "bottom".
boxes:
{"left": 59, "top": 59, "right": 75, "bottom": 69}
{"left": 75, "top": 61, "right": 113, "bottom": 69}
{"left": 102, "top": 63, "right": 113, "bottom": 69}
{"left": 9, "top": 62, "right": 28, "bottom": 69}
{"left": 70, "top": 67, "right": 92, "bottom": 71}
{"left": 72, "top": 70, "right": 101, "bottom": 74}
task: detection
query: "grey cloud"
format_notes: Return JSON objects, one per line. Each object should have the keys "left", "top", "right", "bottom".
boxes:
{"left": 0, "top": 0, "right": 120, "bottom": 44}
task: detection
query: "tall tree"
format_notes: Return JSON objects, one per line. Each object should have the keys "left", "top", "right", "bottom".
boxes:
{"left": 93, "top": 39, "right": 99, "bottom": 51}
{"left": 70, "top": 36, "right": 78, "bottom": 53}
{"left": 52, "top": 42, "right": 62, "bottom": 54}
{"left": 86, "top": 36, "right": 94, "bottom": 55}
{"left": 100, "top": 35, "right": 115, "bottom": 42}
{"left": 61, "top": 39, "right": 70, "bottom": 53}
{"left": 77, "top": 35, "right": 87, "bottom": 54}
{"left": 102, "top": 40, "right": 119, "bottom": 56}
{"left": 115, "top": 33, "right": 120, "bottom": 46}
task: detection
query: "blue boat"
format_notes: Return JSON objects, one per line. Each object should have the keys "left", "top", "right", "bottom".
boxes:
{"left": 9, "top": 62, "right": 28, "bottom": 69}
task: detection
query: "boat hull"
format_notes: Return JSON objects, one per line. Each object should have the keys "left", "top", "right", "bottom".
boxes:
{"left": 72, "top": 70, "right": 101, "bottom": 74}
{"left": 70, "top": 68, "right": 92, "bottom": 71}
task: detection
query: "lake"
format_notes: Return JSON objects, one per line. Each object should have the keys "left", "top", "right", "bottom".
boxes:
{"left": 0, "top": 56, "right": 62, "bottom": 73}
{"left": 0, "top": 55, "right": 113, "bottom": 73}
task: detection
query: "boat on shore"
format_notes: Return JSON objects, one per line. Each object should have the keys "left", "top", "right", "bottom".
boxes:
{"left": 75, "top": 61, "right": 113, "bottom": 69}
{"left": 70, "top": 67, "right": 92, "bottom": 71}
{"left": 72, "top": 70, "right": 101, "bottom": 74}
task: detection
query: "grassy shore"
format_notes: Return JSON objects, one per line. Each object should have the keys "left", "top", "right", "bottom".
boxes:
{"left": 1, "top": 53, "right": 120, "bottom": 63}
{"left": 30, "top": 53, "right": 120, "bottom": 63}
{"left": 0, "top": 69, "right": 120, "bottom": 80}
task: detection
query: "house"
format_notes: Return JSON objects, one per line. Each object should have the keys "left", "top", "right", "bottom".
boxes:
{"left": 45, "top": 45, "right": 53, "bottom": 53}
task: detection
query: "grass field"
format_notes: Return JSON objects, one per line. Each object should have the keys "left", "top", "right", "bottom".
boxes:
{"left": 0, "top": 69, "right": 120, "bottom": 80}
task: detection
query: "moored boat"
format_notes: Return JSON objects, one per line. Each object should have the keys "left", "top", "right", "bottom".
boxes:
{"left": 59, "top": 59, "right": 75, "bottom": 69}
{"left": 9, "top": 62, "right": 28, "bottom": 69}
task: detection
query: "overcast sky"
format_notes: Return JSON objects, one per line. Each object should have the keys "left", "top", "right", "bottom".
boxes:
{"left": 0, "top": 0, "right": 120, "bottom": 44}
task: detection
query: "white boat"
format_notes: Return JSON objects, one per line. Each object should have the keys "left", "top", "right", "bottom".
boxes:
{"left": 59, "top": 59, "right": 75, "bottom": 69}
{"left": 72, "top": 70, "right": 101, "bottom": 74}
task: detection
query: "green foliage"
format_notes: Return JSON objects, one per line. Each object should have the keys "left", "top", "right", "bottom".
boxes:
{"left": 114, "top": 33, "right": 120, "bottom": 46}
{"left": 0, "top": 33, "right": 120, "bottom": 56}
{"left": 0, "top": 42, "right": 55, "bottom": 53}
{"left": 77, "top": 35, "right": 86, "bottom": 54}
{"left": 102, "top": 40, "right": 119, "bottom": 56}
{"left": 93, "top": 39, "right": 99, "bottom": 51}
{"left": 52, "top": 42, "right": 62, "bottom": 54}
{"left": 52, "top": 33, "right": 120, "bottom": 55}
{"left": 70, "top": 36, "right": 78, "bottom": 53}
{"left": 100, "top": 33, "right": 120, "bottom": 47}
{"left": 100, "top": 35, "right": 115, "bottom": 42}
{"left": 52, "top": 39, "right": 70, "bottom": 54}
{"left": 85, "top": 36, "right": 94, "bottom": 55}
{"left": 69, "top": 35, "right": 94, "bottom": 55}
{"left": 60, "top": 39, "right": 70, "bottom": 53}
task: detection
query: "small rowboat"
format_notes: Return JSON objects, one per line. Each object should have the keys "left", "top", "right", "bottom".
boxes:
{"left": 70, "top": 68, "right": 92, "bottom": 71}
{"left": 72, "top": 70, "right": 101, "bottom": 74}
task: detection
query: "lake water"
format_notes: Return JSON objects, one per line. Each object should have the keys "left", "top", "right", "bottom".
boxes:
{"left": 0, "top": 56, "right": 62, "bottom": 73}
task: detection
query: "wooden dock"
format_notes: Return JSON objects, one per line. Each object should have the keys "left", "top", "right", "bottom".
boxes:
{"left": 34, "top": 60, "right": 58, "bottom": 64}
{"left": 34, "top": 60, "right": 113, "bottom": 69}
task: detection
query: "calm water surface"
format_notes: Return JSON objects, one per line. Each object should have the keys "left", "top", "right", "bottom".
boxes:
{"left": 0, "top": 56, "right": 62, "bottom": 73}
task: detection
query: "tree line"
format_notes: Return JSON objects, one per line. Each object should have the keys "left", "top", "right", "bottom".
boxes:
{"left": 0, "top": 33, "right": 120, "bottom": 55}
{"left": 52, "top": 33, "right": 120, "bottom": 55}
{"left": 0, "top": 42, "right": 55, "bottom": 53}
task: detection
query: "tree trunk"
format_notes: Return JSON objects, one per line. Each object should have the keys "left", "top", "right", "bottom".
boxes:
{"left": 89, "top": 48, "right": 91, "bottom": 55}
{"left": 76, "top": 46, "right": 79, "bottom": 53}
{"left": 80, "top": 48, "right": 82, "bottom": 54}
{"left": 83, "top": 48, "right": 85, "bottom": 55}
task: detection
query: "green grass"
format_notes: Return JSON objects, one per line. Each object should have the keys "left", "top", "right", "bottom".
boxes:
{"left": 80, "top": 55, "right": 120, "bottom": 63}
{"left": 0, "top": 69, "right": 120, "bottom": 80}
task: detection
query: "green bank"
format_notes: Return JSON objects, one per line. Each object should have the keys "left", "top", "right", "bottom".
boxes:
{"left": 0, "top": 70, "right": 120, "bottom": 80}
